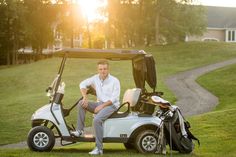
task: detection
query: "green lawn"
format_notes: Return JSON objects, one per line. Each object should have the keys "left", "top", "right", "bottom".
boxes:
{"left": 0, "top": 143, "right": 198, "bottom": 157}
{"left": 189, "top": 63, "right": 236, "bottom": 157}
{"left": 0, "top": 42, "right": 236, "bottom": 156}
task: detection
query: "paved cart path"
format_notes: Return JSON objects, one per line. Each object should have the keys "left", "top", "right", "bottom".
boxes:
{"left": 2, "top": 57, "right": 236, "bottom": 148}
{"left": 165, "top": 58, "right": 236, "bottom": 116}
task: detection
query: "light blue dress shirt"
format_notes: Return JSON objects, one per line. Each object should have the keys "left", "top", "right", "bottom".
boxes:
{"left": 80, "top": 74, "right": 120, "bottom": 108}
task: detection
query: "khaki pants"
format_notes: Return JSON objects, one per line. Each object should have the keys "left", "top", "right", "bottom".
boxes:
{"left": 77, "top": 101, "right": 117, "bottom": 150}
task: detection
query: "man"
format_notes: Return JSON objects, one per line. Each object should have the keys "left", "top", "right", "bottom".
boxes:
{"left": 71, "top": 60, "right": 120, "bottom": 155}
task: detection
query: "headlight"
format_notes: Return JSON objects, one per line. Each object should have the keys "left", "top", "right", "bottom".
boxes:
{"left": 31, "top": 113, "right": 36, "bottom": 120}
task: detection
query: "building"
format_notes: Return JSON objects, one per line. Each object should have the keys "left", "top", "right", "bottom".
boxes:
{"left": 186, "top": 6, "right": 236, "bottom": 42}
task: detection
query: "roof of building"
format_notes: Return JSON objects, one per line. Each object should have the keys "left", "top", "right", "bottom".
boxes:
{"left": 207, "top": 6, "right": 236, "bottom": 28}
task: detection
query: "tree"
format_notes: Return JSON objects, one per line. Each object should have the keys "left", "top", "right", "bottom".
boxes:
{"left": 106, "top": 0, "right": 206, "bottom": 46}
{"left": 0, "top": 0, "right": 26, "bottom": 65}
{"left": 154, "top": 0, "right": 206, "bottom": 44}
{"left": 138, "top": 0, "right": 156, "bottom": 46}
{"left": 23, "top": 0, "right": 57, "bottom": 55}
{"left": 56, "top": 2, "right": 84, "bottom": 48}
{"left": 106, "top": 0, "right": 142, "bottom": 47}
{"left": 0, "top": 0, "right": 207, "bottom": 65}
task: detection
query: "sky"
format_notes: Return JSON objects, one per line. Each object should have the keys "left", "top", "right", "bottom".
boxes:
{"left": 196, "top": 0, "right": 236, "bottom": 7}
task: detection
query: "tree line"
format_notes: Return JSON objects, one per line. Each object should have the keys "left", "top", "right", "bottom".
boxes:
{"left": 0, "top": 0, "right": 206, "bottom": 65}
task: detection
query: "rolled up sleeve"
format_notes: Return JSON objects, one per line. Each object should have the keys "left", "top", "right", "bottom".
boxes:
{"left": 79, "top": 77, "right": 94, "bottom": 89}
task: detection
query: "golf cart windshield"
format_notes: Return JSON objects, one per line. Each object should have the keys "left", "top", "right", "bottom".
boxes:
{"left": 54, "top": 48, "right": 157, "bottom": 91}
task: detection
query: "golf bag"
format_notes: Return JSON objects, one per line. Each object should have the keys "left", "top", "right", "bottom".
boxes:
{"left": 164, "top": 107, "right": 200, "bottom": 154}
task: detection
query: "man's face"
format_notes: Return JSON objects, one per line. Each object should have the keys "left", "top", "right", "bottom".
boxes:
{"left": 97, "top": 64, "right": 109, "bottom": 80}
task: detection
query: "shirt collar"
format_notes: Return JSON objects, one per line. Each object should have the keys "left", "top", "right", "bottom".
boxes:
{"left": 99, "top": 74, "right": 110, "bottom": 82}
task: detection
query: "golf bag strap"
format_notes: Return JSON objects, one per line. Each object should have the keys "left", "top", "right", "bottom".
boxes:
{"left": 176, "top": 110, "right": 187, "bottom": 137}
{"left": 187, "top": 130, "right": 200, "bottom": 146}
{"left": 177, "top": 108, "right": 200, "bottom": 146}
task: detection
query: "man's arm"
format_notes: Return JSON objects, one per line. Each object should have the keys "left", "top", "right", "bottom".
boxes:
{"left": 80, "top": 88, "right": 88, "bottom": 108}
{"left": 94, "top": 100, "right": 112, "bottom": 113}
{"left": 79, "top": 76, "right": 94, "bottom": 108}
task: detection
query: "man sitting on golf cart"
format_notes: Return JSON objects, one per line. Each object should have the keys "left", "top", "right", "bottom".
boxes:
{"left": 71, "top": 59, "right": 120, "bottom": 155}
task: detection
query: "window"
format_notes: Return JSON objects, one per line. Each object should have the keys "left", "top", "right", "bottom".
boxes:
{"left": 227, "top": 30, "right": 236, "bottom": 42}
{"left": 228, "top": 31, "right": 231, "bottom": 41}
{"left": 232, "top": 31, "right": 235, "bottom": 41}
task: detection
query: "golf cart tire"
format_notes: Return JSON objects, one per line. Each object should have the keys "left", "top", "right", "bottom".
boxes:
{"left": 123, "top": 142, "right": 135, "bottom": 150}
{"left": 27, "top": 126, "right": 55, "bottom": 152}
{"left": 135, "top": 130, "right": 158, "bottom": 153}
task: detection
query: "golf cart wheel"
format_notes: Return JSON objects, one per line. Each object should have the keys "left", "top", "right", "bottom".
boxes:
{"left": 27, "top": 126, "right": 55, "bottom": 152}
{"left": 123, "top": 142, "right": 135, "bottom": 150}
{"left": 135, "top": 130, "right": 158, "bottom": 153}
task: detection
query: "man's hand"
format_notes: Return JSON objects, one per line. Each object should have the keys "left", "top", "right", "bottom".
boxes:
{"left": 94, "top": 105, "right": 104, "bottom": 114}
{"left": 81, "top": 97, "right": 88, "bottom": 109}
{"left": 80, "top": 88, "right": 89, "bottom": 109}
{"left": 94, "top": 101, "right": 112, "bottom": 113}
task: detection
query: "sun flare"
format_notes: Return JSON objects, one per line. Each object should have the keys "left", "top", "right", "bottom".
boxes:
{"left": 76, "top": 0, "right": 107, "bottom": 22}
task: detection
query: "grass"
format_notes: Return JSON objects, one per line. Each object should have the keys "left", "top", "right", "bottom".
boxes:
{"left": 0, "top": 144, "right": 199, "bottom": 157}
{"left": 189, "top": 109, "right": 236, "bottom": 157}
{"left": 197, "top": 64, "right": 236, "bottom": 111}
{"left": 188, "top": 63, "right": 236, "bottom": 157}
{"left": 0, "top": 42, "right": 236, "bottom": 156}
{"left": 145, "top": 41, "right": 236, "bottom": 101}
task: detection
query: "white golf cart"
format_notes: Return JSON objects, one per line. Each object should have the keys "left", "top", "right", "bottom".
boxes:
{"left": 27, "top": 48, "right": 165, "bottom": 153}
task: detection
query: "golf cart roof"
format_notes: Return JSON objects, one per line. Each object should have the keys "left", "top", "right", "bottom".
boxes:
{"left": 55, "top": 48, "right": 157, "bottom": 91}
{"left": 55, "top": 48, "right": 146, "bottom": 60}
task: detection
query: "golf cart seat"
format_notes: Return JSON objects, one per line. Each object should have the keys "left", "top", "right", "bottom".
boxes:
{"left": 122, "top": 88, "right": 142, "bottom": 108}
{"left": 109, "top": 88, "right": 141, "bottom": 118}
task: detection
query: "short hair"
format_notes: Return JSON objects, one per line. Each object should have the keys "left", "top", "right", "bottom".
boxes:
{"left": 97, "top": 59, "right": 109, "bottom": 66}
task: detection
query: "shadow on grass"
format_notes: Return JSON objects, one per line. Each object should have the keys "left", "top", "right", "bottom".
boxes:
{"left": 52, "top": 148, "right": 134, "bottom": 153}
{"left": 51, "top": 148, "right": 195, "bottom": 157}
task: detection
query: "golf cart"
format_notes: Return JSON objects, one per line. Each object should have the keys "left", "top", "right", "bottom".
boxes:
{"left": 27, "top": 48, "right": 165, "bottom": 153}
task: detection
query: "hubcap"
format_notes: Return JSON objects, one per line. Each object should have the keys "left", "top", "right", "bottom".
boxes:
{"left": 33, "top": 132, "right": 49, "bottom": 148}
{"left": 141, "top": 135, "right": 157, "bottom": 151}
